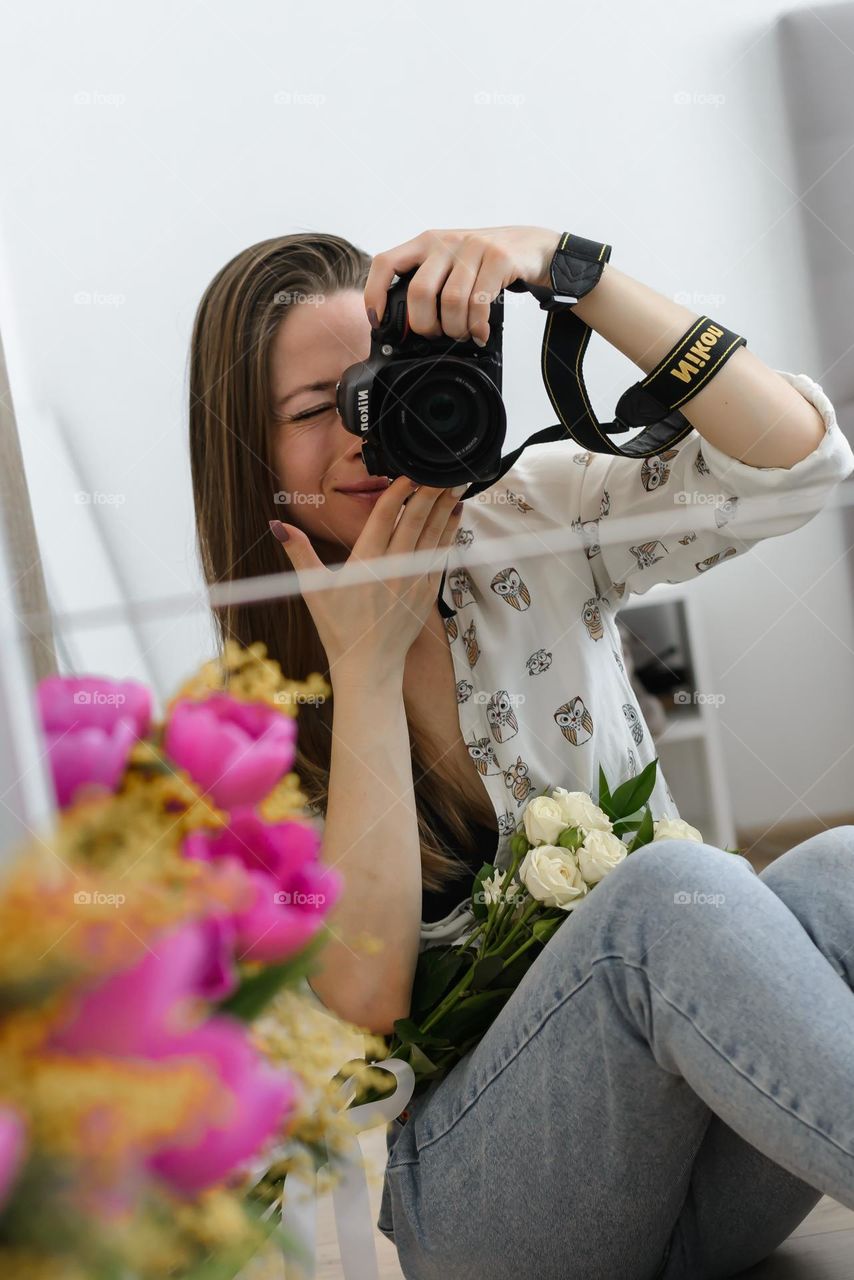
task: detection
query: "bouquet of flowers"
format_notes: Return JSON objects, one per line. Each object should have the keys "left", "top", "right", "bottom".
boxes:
{"left": 354, "top": 758, "right": 741, "bottom": 1108}
{"left": 0, "top": 641, "right": 368, "bottom": 1280}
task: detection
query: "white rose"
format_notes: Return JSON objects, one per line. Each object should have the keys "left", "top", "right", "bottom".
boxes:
{"left": 551, "top": 788, "right": 613, "bottom": 834}
{"left": 519, "top": 845, "right": 588, "bottom": 911}
{"left": 523, "top": 795, "right": 567, "bottom": 847}
{"left": 576, "top": 828, "right": 628, "bottom": 886}
{"left": 652, "top": 817, "right": 704, "bottom": 844}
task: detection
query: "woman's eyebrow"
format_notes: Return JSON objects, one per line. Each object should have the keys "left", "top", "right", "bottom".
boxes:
{"left": 276, "top": 379, "right": 337, "bottom": 408}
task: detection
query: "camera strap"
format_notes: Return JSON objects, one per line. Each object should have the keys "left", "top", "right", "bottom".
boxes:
{"left": 459, "top": 232, "right": 746, "bottom": 499}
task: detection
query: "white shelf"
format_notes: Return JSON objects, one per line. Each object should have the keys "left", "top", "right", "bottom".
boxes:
{"left": 617, "top": 583, "right": 736, "bottom": 851}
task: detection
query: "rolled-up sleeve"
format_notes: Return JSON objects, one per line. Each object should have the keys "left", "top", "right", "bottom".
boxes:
{"left": 572, "top": 369, "right": 854, "bottom": 608}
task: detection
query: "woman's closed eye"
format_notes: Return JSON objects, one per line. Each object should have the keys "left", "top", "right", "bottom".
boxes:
{"left": 285, "top": 403, "right": 336, "bottom": 423}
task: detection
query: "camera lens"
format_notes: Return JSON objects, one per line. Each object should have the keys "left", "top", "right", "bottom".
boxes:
{"left": 387, "top": 362, "right": 493, "bottom": 466}
{"left": 410, "top": 380, "right": 466, "bottom": 436}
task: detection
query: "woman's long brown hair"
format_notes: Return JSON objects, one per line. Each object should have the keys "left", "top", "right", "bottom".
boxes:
{"left": 188, "top": 231, "right": 487, "bottom": 892}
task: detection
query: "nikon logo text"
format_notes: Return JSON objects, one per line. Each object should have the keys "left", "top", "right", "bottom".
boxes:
{"left": 357, "top": 388, "right": 370, "bottom": 433}
{"left": 670, "top": 323, "right": 725, "bottom": 384}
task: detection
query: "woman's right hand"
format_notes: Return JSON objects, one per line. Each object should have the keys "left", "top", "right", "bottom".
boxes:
{"left": 269, "top": 476, "right": 465, "bottom": 680}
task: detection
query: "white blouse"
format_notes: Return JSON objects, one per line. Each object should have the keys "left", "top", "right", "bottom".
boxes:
{"left": 300, "top": 367, "right": 854, "bottom": 1013}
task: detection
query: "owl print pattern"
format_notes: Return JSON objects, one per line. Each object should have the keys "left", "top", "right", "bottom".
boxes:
{"left": 629, "top": 541, "right": 668, "bottom": 571}
{"left": 448, "top": 568, "right": 475, "bottom": 609}
{"left": 526, "top": 648, "right": 553, "bottom": 676}
{"left": 571, "top": 518, "right": 601, "bottom": 559}
{"left": 467, "top": 736, "right": 501, "bottom": 775}
{"left": 600, "top": 489, "right": 611, "bottom": 517}
{"left": 582, "top": 597, "right": 604, "bottom": 641}
{"left": 503, "top": 756, "right": 534, "bottom": 807}
{"left": 443, "top": 614, "right": 458, "bottom": 643}
{"left": 695, "top": 447, "right": 710, "bottom": 477}
{"left": 456, "top": 680, "right": 473, "bottom": 703}
{"left": 490, "top": 568, "right": 531, "bottom": 610}
{"left": 640, "top": 450, "right": 680, "bottom": 492}
{"left": 696, "top": 547, "right": 737, "bottom": 572}
{"left": 462, "top": 619, "right": 480, "bottom": 667}
{"left": 504, "top": 488, "right": 534, "bottom": 514}
{"left": 554, "top": 696, "right": 594, "bottom": 746}
{"left": 713, "top": 497, "right": 739, "bottom": 529}
{"left": 623, "top": 703, "right": 644, "bottom": 745}
{"left": 486, "top": 690, "right": 519, "bottom": 743}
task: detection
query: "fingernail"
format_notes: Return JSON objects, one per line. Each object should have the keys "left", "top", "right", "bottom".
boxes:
{"left": 452, "top": 501, "right": 463, "bottom": 515}
{"left": 269, "top": 520, "right": 290, "bottom": 543}
{"left": 367, "top": 306, "right": 379, "bottom": 329}
{"left": 472, "top": 335, "right": 486, "bottom": 348}
{"left": 452, "top": 484, "right": 467, "bottom": 497}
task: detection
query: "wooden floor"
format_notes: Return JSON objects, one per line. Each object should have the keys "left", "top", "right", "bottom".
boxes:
{"left": 309, "top": 822, "right": 854, "bottom": 1277}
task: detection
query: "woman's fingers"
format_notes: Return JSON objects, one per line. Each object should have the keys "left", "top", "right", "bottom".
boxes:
{"left": 438, "top": 238, "right": 486, "bottom": 340}
{"left": 350, "top": 475, "right": 416, "bottom": 560}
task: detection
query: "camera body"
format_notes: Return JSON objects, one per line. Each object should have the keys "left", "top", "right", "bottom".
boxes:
{"left": 336, "top": 269, "right": 507, "bottom": 487}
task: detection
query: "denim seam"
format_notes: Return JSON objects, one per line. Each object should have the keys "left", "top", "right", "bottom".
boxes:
{"left": 417, "top": 967, "right": 599, "bottom": 1152}
{"left": 611, "top": 953, "right": 854, "bottom": 1162}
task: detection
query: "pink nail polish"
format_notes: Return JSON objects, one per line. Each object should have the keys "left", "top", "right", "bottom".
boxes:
{"left": 269, "top": 520, "right": 290, "bottom": 542}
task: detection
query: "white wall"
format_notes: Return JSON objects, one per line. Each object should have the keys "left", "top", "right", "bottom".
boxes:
{"left": 1, "top": 0, "right": 850, "bottom": 828}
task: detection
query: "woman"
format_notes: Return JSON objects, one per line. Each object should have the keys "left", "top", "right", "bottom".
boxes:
{"left": 188, "top": 226, "right": 854, "bottom": 1279}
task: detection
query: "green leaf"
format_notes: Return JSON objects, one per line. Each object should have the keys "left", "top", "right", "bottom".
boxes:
{"left": 598, "top": 763, "right": 613, "bottom": 813}
{"left": 410, "top": 947, "right": 468, "bottom": 1018}
{"left": 608, "top": 758, "right": 659, "bottom": 819}
{"left": 627, "top": 805, "right": 656, "bottom": 852}
{"left": 470, "top": 953, "right": 505, "bottom": 990}
{"left": 471, "top": 862, "right": 497, "bottom": 921}
{"left": 426, "top": 989, "right": 508, "bottom": 1042}
{"left": 389, "top": 1017, "right": 452, "bottom": 1047}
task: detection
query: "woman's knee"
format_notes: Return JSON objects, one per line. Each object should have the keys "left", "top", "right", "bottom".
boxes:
{"left": 580, "top": 838, "right": 754, "bottom": 931}
{"left": 759, "top": 824, "right": 854, "bottom": 899}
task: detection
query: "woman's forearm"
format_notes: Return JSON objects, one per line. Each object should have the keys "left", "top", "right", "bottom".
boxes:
{"left": 569, "top": 261, "right": 825, "bottom": 469}
{"left": 307, "top": 669, "right": 422, "bottom": 1036}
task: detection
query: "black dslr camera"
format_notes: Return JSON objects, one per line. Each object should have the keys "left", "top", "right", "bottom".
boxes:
{"left": 336, "top": 269, "right": 507, "bottom": 488}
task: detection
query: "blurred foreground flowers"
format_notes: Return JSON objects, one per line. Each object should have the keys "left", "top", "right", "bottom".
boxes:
{"left": 0, "top": 642, "right": 371, "bottom": 1279}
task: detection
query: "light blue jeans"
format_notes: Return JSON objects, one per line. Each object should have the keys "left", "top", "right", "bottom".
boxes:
{"left": 376, "top": 828, "right": 854, "bottom": 1279}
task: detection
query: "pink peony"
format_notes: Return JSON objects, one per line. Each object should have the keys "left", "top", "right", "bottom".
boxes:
{"left": 0, "top": 1107, "right": 26, "bottom": 1210}
{"left": 46, "top": 921, "right": 296, "bottom": 1197}
{"left": 183, "top": 809, "right": 341, "bottom": 963}
{"left": 37, "top": 675, "right": 153, "bottom": 808}
{"left": 164, "top": 695, "right": 298, "bottom": 810}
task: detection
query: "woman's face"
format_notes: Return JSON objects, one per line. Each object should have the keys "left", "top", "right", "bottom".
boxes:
{"left": 269, "top": 288, "right": 389, "bottom": 557}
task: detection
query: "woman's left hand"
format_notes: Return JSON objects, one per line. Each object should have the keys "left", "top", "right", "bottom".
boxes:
{"left": 363, "top": 226, "right": 561, "bottom": 346}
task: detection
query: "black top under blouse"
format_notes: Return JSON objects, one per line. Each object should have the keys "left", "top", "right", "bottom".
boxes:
{"left": 420, "top": 815, "right": 500, "bottom": 924}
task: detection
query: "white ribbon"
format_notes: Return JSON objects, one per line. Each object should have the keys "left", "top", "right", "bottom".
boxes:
{"left": 237, "top": 1057, "right": 415, "bottom": 1280}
